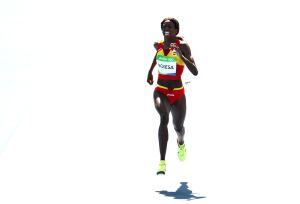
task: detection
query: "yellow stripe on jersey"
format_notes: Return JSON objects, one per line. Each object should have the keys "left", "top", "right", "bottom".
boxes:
{"left": 157, "top": 85, "right": 184, "bottom": 90}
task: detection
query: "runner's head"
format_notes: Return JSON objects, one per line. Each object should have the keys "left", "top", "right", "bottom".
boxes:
{"left": 161, "top": 17, "right": 183, "bottom": 40}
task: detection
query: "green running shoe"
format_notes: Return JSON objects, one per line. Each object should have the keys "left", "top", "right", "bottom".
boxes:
{"left": 156, "top": 160, "right": 166, "bottom": 175}
{"left": 178, "top": 143, "right": 186, "bottom": 161}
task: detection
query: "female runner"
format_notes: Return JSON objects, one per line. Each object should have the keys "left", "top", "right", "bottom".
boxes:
{"left": 147, "top": 17, "right": 198, "bottom": 175}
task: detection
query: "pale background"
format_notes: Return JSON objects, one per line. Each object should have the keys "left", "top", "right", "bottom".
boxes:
{"left": 1, "top": 0, "right": 300, "bottom": 203}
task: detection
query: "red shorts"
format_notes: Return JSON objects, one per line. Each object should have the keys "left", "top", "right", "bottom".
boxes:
{"left": 155, "top": 85, "right": 185, "bottom": 104}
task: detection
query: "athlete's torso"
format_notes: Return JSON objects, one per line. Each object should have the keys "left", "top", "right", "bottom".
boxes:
{"left": 155, "top": 39, "right": 185, "bottom": 87}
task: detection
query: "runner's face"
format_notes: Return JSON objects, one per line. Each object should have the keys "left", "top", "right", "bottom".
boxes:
{"left": 162, "top": 20, "right": 177, "bottom": 38}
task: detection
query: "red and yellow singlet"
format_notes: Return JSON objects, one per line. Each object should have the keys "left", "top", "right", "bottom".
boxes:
{"left": 156, "top": 39, "right": 185, "bottom": 81}
{"left": 155, "top": 39, "right": 185, "bottom": 104}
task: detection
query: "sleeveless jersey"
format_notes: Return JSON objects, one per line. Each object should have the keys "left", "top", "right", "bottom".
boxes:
{"left": 156, "top": 39, "right": 185, "bottom": 80}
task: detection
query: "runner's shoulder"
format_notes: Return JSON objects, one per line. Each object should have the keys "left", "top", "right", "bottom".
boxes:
{"left": 178, "top": 39, "right": 189, "bottom": 47}
{"left": 154, "top": 40, "right": 164, "bottom": 50}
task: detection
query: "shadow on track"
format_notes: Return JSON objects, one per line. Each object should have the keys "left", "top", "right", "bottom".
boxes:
{"left": 156, "top": 181, "right": 206, "bottom": 201}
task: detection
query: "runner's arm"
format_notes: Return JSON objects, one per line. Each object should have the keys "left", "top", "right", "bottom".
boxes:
{"left": 179, "top": 43, "right": 198, "bottom": 76}
{"left": 147, "top": 54, "right": 157, "bottom": 85}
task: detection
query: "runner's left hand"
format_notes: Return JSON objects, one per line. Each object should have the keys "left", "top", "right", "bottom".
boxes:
{"left": 170, "top": 44, "right": 184, "bottom": 57}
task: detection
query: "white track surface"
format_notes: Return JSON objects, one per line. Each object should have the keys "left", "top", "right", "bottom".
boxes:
{"left": 1, "top": 0, "right": 300, "bottom": 203}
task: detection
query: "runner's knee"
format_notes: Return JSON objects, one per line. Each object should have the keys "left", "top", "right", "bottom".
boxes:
{"left": 155, "top": 96, "right": 161, "bottom": 108}
{"left": 160, "top": 114, "right": 169, "bottom": 126}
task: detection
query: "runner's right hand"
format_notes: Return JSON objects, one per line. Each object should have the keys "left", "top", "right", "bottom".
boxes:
{"left": 147, "top": 72, "right": 154, "bottom": 85}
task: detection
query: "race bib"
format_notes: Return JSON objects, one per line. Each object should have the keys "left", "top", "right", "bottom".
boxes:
{"left": 156, "top": 55, "right": 177, "bottom": 76}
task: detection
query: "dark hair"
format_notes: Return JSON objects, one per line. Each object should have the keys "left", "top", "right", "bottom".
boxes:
{"left": 161, "top": 17, "right": 183, "bottom": 41}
